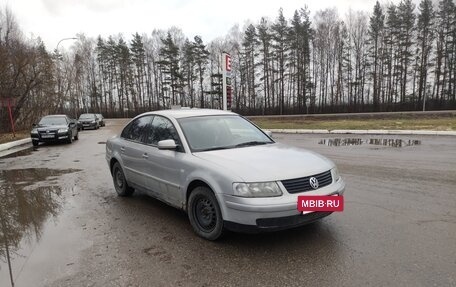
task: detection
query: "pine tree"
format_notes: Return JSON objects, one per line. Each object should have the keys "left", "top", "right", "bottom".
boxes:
{"left": 271, "top": 8, "right": 289, "bottom": 114}
{"left": 130, "top": 33, "right": 147, "bottom": 110}
{"left": 193, "top": 36, "right": 209, "bottom": 108}
{"left": 416, "top": 0, "right": 435, "bottom": 109}
{"left": 368, "top": 1, "right": 385, "bottom": 109}
{"left": 158, "top": 32, "right": 182, "bottom": 106}
{"left": 397, "top": 0, "right": 416, "bottom": 103}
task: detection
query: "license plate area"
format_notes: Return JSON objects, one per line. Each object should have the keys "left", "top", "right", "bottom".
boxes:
{"left": 41, "top": 134, "right": 54, "bottom": 138}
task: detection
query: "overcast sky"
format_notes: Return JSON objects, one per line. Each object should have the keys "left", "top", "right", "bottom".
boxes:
{"left": 3, "top": 0, "right": 404, "bottom": 50}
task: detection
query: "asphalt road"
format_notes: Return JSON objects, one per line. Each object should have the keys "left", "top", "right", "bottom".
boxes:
{"left": 0, "top": 119, "right": 455, "bottom": 287}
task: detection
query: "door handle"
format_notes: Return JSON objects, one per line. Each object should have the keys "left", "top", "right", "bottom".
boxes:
{"left": 142, "top": 153, "right": 149, "bottom": 159}
{"left": 120, "top": 147, "right": 125, "bottom": 153}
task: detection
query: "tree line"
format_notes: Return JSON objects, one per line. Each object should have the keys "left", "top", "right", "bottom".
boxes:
{"left": 0, "top": 0, "right": 455, "bottom": 131}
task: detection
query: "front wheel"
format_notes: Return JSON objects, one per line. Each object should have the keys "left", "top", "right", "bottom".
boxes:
{"left": 32, "top": 140, "right": 39, "bottom": 147}
{"left": 188, "top": 186, "right": 224, "bottom": 240}
{"left": 112, "top": 162, "right": 134, "bottom": 197}
{"left": 67, "top": 133, "right": 73, "bottom": 144}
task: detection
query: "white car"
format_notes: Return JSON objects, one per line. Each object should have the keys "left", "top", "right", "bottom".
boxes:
{"left": 106, "top": 109, "right": 345, "bottom": 240}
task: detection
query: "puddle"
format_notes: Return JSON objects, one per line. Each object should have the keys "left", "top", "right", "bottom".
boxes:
{"left": 318, "top": 138, "right": 421, "bottom": 147}
{"left": 0, "top": 168, "right": 80, "bottom": 287}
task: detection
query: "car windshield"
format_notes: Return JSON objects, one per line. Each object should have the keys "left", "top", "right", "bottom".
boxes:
{"left": 39, "top": 116, "right": 67, "bottom": 126}
{"left": 178, "top": 115, "right": 273, "bottom": 152}
{"left": 79, "top": 114, "right": 94, "bottom": 120}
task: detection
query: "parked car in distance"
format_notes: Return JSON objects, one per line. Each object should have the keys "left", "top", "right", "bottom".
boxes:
{"left": 96, "top": 113, "right": 105, "bottom": 127}
{"left": 78, "top": 113, "right": 99, "bottom": 130}
{"left": 31, "top": 115, "right": 79, "bottom": 146}
{"left": 106, "top": 109, "right": 345, "bottom": 240}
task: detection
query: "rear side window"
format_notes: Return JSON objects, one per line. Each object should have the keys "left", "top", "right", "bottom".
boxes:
{"left": 121, "top": 116, "right": 153, "bottom": 142}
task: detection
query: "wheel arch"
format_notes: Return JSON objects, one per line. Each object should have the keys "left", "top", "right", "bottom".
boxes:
{"left": 109, "top": 157, "right": 120, "bottom": 175}
{"left": 186, "top": 179, "right": 214, "bottom": 206}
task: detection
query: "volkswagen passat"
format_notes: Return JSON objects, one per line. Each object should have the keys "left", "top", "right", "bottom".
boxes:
{"left": 106, "top": 109, "right": 345, "bottom": 240}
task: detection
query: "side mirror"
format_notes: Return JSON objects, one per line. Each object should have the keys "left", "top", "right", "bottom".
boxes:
{"left": 158, "top": 139, "right": 177, "bottom": 150}
{"left": 69, "top": 122, "right": 76, "bottom": 127}
{"left": 264, "top": 130, "right": 272, "bottom": 137}
{"left": 32, "top": 123, "right": 37, "bottom": 128}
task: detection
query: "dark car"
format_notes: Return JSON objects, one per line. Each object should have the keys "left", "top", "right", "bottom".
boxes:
{"left": 76, "top": 119, "right": 83, "bottom": 131}
{"left": 79, "top": 113, "right": 99, "bottom": 130}
{"left": 31, "top": 115, "right": 79, "bottom": 146}
{"left": 96, "top": 113, "right": 105, "bottom": 127}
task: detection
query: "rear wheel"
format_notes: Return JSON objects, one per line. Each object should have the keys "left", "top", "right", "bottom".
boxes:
{"left": 188, "top": 186, "right": 224, "bottom": 240}
{"left": 112, "top": 162, "right": 134, "bottom": 196}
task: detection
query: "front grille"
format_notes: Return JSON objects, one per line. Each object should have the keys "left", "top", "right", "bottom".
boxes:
{"left": 281, "top": 170, "right": 332, "bottom": 194}
{"left": 39, "top": 131, "right": 56, "bottom": 135}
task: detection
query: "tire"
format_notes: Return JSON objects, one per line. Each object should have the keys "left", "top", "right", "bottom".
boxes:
{"left": 112, "top": 162, "right": 134, "bottom": 197}
{"left": 67, "top": 133, "right": 73, "bottom": 144}
{"left": 188, "top": 186, "right": 224, "bottom": 240}
{"left": 32, "top": 140, "right": 39, "bottom": 147}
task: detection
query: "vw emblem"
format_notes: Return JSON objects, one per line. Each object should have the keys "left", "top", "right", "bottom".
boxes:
{"left": 46, "top": 130, "right": 50, "bottom": 133}
{"left": 309, "top": 177, "right": 319, "bottom": 189}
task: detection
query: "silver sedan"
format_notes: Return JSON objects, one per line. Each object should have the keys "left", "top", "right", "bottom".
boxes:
{"left": 106, "top": 109, "right": 345, "bottom": 240}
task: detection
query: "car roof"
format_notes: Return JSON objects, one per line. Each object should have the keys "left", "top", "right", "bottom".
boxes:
{"left": 141, "top": 108, "right": 236, "bottom": 119}
{"left": 43, "top": 114, "right": 67, "bottom": 118}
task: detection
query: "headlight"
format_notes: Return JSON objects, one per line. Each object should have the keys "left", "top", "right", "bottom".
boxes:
{"left": 91, "top": 120, "right": 96, "bottom": 123}
{"left": 31, "top": 129, "right": 38, "bottom": 134}
{"left": 58, "top": 128, "right": 68, "bottom": 133}
{"left": 233, "top": 182, "right": 282, "bottom": 197}
{"left": 331, "top": 167, "right": 340, "bottom": 181}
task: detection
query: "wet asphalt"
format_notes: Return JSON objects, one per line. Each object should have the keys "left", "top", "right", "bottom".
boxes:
{"left": 0, "top": 119, "right": 455, "bottom": 287}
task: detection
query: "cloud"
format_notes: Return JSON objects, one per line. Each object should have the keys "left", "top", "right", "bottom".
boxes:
{"left": 41, "top": 0, "right": 128, "bottom": 15}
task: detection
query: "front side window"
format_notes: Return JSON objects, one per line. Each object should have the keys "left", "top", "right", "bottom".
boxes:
{"left": 178, "top": 115, "right": 273, "bottom": 152}
{"left": 121, "top": 116, "right": 153, "bottom": 142}
{"left": 144, "top": 116, "right": 180, "bottom": 146}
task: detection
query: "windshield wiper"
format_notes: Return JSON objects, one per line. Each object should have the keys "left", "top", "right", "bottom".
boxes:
{"left": 199, "top": 146, "right": 234, "bottom": 152}
{"left": 234, "top": 141, "right": 271, "bottom": 148}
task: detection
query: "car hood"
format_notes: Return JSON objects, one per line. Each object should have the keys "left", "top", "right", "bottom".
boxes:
{"left": 193, "top": 143, "right": 334, "bottom": 182}
{"left": 35, "top": 124, "right": 68, "bottom": 131}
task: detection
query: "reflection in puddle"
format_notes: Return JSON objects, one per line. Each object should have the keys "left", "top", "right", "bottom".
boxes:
{"left": 318, "top": 138, "right": 421, "bottom": 147}
{"left": 0, "top": 168, "right": 79, "bottom": 287}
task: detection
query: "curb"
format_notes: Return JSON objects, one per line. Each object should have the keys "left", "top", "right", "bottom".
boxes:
{"left": 0, "top": 138, "right": 32, "bottom": 152}
{"left": 269, "top": 129, "right": 456, "bottom": 136}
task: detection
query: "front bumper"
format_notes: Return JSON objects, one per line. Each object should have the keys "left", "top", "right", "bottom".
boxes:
{"left": 31, "top": 133, "right": 69, "bottom": 142}
{"left": 224, "top": 211, "right": 333, "bottom": 233}
{"left": 81, "top": 122, "right": 97, "bottom": 129}
{"left": 221, "top": 178, "right": 345, "bottom": 231}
